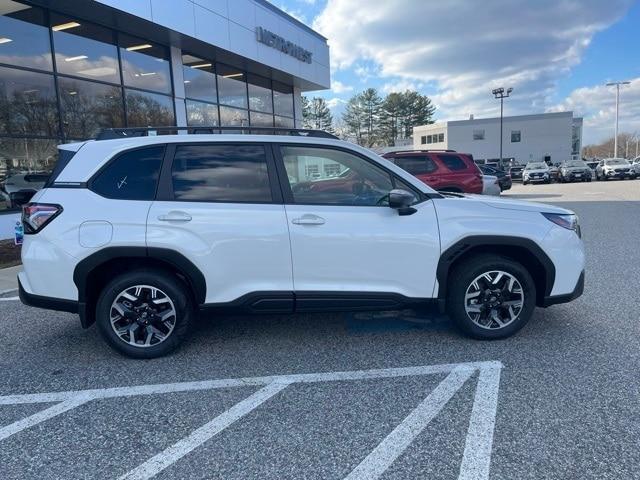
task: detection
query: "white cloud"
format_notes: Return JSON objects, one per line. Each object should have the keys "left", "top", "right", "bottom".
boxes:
{"left": 381, "top": 79, "right": 424, "bottom": 94}
{"left": 549, "top": 78, "right": 640, "bottom": 144}
{"left": 325, "top": 97, "right": 348, "bottom": 110}
{"left": 313, "top": 0, "right": 634, "bottom": 126}
{"left": 331, "top": 80, "right": 354, "bottom": 94}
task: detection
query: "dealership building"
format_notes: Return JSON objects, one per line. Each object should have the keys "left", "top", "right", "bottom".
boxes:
{"left": 0, "top": 0, "right": 330, "bottom": 236}
{"left": 413, "top": 112, "right": 583, "bottom": 166}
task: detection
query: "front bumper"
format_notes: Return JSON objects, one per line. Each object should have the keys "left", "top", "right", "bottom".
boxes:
{"left": 605, "top": 170, "right": 635, "bottom": 178}
{"left": 524, "top": 175, "right": 549, "bottom": 183}
{"left": 542, "top": 270, "right": 585, "bottom": 307}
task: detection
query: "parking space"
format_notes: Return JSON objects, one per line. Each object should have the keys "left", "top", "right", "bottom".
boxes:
{"left": 1, "top": 180, "right": 639, "bottom": 479}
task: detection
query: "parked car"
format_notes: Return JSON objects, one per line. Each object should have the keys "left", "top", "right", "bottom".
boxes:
{"left": 509, "top": 164, "right": 525, "bottom": 182}
{"left": 631, "top": 157, "right": 640, "bottom": 175}
{"left": 559, "top": 160, "right": 592, "bottom": 183}
{"left": 1, "top": 172, "right": 49, "bottom": 208}
{"left": 522, "top": 162, "right": 551, "bottom": 185}
{"left": 382, "top": 150, "right": 483, "bottom": 194}
{"left": 595, "top": 158, "right": 636, "bottom": 181}
{"left": 479, "top": 165, "right": 512, "bottom": 191}
{"left": 19, "top": 127, "right": 585, "bottom": 358}
{"left": 547, "top": 164, "right": 560, "bottom": 182}
{"left": 585, "top": 161, "right": 599, "bottom": 180}
{"left": 481, "top": 174, "right": 501, "bottom": 196}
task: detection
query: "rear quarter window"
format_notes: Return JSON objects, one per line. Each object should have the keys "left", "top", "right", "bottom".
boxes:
{"left": 394, "top": 156, "right": 438, "bottom": 175}
{"left": 91, "top": 146, "right": 165, "bottom": 200}
{"left": 437, "top": 154, "right": 468, "bottom": 171}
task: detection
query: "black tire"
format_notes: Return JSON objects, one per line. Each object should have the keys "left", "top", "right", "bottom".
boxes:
{"left": 96, "top": 268, "right": 194, "bottom": 359}
{"left": 446, "top": 254, "right": 536, "bottom": 340}
{"left": 522, "top": 181, "right": 528, "bottom": 185}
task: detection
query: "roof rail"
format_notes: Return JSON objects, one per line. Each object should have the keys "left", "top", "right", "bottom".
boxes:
{"left": 95, "top": 126, "right": 339, "bottom": 141}
{"left": 387, "top": 149, "right": 458, "bottom": 154}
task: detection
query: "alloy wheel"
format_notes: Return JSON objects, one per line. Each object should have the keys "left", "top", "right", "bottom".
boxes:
{"left": 110, "top": 285, "right": 177, "bottom": 347}
{"left": 464, "top": 270, "right": 524, "bottom": 330}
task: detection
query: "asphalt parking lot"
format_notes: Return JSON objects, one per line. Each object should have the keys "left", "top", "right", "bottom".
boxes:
{"left": 1, "top": 179, "right": 639, "bottom": 480}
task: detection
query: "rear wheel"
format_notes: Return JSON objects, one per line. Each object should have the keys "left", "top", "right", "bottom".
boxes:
{"left": 96, "top": 269, "right": 194, "bottom": 358}
{"left": 446, "top": 254, "right": 536, "bottom": 339}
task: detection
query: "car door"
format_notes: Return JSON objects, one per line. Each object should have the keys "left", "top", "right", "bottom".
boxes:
{"left": 146, "top": 142, "right": 293, "bottom": 307}
{"left": 276, "top": 143, "right": 441, "bottom": 306}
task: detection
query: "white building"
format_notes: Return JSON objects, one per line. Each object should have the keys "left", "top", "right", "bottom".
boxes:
{"left": 413, "top": 112, "right": 583, "bottom": 165}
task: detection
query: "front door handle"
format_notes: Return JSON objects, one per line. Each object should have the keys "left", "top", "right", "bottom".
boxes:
{"left": 157, "top": 211, "right": 192, "bottom": 222}
{"left": 292, "top": 214, "right": 325, "bottom": 225}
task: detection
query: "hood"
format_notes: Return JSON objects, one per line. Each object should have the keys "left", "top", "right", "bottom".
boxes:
{"left": 456, "top": 194, "right": 573, "bottom": 214}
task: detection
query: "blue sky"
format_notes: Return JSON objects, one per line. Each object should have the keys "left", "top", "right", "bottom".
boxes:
{"left": 274, "top": 0, "right": 640, "bottom": 145}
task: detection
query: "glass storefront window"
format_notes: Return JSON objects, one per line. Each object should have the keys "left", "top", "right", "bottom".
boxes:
{"left": 217, "top": 64, "right": 247, "bottom": 109}
{"left": 219, "top": 105, "right": 248, "bottom": 127}
{"left": 182, "top": 54, "right": 217, "bottom": 104}
{"left": 186, "top": 100, "right": 218, "bottom": 126}
{"left": 0, "top": 66, "right": 58, "bottom": 137}
{"left": 0, "top": 2, "right": 52, "bottom": 71}
{"left": 273, "top": 81, "right": 294, "bottom": 118}
{"left": 274, "top": 115, "right": 294, "bottom": 128}
{"left": 125, "top": 89, "right": 175, "bottom": 127}
{"left": 0, "top": 137, "right": 57, "bottom": 210}
{"left": 120, "top": 34, "right": 171, "bottom": 94}
{"left": 250, "top": 111, "right": 274, "bottom": 127}
{"left": 58, "top": 77, "right": 124, "bottom": 139}
{"left": 247, "top": 74, "right": 272, "bottom": 113}
{"left": 51, "top": 14, "right": 120, "bottom": 84}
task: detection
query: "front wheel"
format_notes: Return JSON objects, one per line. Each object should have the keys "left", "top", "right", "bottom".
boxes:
{"left": 96, "top": 269, "right": 194, "bottom": 358}
{"left": 446, "top": 254, "right": 536, "bottom": 339}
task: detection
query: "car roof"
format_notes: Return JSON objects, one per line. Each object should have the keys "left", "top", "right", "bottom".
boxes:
{"left": 53, "top": 135, "right": 440, "bottom": 196}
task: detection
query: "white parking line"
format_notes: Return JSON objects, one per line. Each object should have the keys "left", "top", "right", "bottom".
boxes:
{"left": 344, "top": 366, "right": 474, "bottom": 480}
{"left": 0, "top": 297, "right": 19, "bottom": 301}
{"left": 119, "top": 381, "right": 291, "bottom": 480}
{"left": 0, "top": 361, "right": 503, "bottom": 479}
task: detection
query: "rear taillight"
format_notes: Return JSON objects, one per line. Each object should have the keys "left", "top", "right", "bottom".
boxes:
{"left": 22, "top": 203, "right": 62, "bottom": 234}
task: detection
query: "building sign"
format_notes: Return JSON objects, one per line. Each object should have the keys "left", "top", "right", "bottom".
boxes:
{"left": 256, "top": 27, "right": 312, "bottom": 64}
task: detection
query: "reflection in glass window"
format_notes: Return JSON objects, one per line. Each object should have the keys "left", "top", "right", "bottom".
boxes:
{"left": 247, "top": 74, "right": 272, "bottom": 113}
{"left": 91, "top": 146, "right": 164, "bottom": 200}
{"left": 281, "top": 145, "right": 393, "bottom": 206}
{"left": 0, "top": 137, "right": 57, "bottom": 210}
{"left": 0, "top": 2, "right": 52, "bottom": 71}
{"left": 0, "top": 66, "right": 58, "bottom": 136}
{"left": 120, "top": 34, "right": 171, "bottom": 94}
{"left": 273, "top": 81, "right": 294, "bottom": 118}
{"left": 217, "top": 64, "right": 247, "bottom": 109}
{"left": 58, "top": 77, "right": 124, "bottom": 140}
{"left": 219, "top": 106, "right": 248, "bottom": 127}
{"left": 186, "top": 100, "right": 219, "bottom": 126}
{"left": 249, "top": 111, "right": 274, "bottom": 127}
{"left": 274, "top": 115, "right": 294, "bottom": 128}
{"left": 171, "top": 144, "right": 271, "bottom": 202}
{"left": 51, "top": 15, "right": 120, "bottom": 84}
{"left": 182, "top": 54, "right": 217, "bottom": 103}
{"left": 125, "top": 89, "right": 175, "bottom": 127}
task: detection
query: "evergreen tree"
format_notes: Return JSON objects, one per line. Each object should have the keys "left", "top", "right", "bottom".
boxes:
{"left": 343, "top": 88, "right": 383, "bottom": 147}
{"left": 380, "top": 90, "right": 436, "bottom": 144}
{"left": 302, "top": 96, "right": 334, "bottom": 133}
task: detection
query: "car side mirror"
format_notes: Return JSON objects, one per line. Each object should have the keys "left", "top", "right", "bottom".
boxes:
{"left": 388, "top": 189, "right": 417, "bottom": 216}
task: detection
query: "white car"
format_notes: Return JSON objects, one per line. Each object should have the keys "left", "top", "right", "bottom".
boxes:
{"left": 19, "top": 128, "right": 585, "bottom": 358}
{"left": 482, "top": 174, "right": 501, "bottom": 196}
{"left": 522, "top": 162, "right": 551, "bottom": 185}
{"left": 630, "top": 157, "right": 640, "bottom": 175}
{"left": 595, "top": 158, "right": 636, "bottom": 180}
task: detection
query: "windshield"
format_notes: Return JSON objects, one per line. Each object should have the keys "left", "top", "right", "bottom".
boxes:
{"left": 525, "top": 162, "right": 547, "bottom": 170}
{"left": 563, "top": 161, "right": 586, "bottom": 168}
{"left": 605, "top": 159, "right": 629, "bottom": 166}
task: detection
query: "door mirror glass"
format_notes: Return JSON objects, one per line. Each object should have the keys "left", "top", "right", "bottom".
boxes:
{"left": 388, "top": 189, "right": 417, "bottom": 215}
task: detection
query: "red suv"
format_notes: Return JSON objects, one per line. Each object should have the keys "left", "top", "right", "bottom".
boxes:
{"left": 382, "top": 150, "right": 483, "bottom": 194}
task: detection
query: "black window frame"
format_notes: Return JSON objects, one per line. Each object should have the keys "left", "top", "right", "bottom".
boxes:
{"left": 156, "top": 142, "right": 283, "bottom": 205}
{"left": 272, "top": 143, "right": 426, "bottom": 207}
{"left": 87, "top": 144, "right": 167, "bottom": 200}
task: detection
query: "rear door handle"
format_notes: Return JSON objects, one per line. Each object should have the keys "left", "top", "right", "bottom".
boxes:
{"left": 292, "top": 214, "right": 325, "bottom": 225}
{"left": 157, "top": 211, "right": 192, "bottom": 222}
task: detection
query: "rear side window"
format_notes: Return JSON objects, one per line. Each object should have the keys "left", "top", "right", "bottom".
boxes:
{"left": 438, "top": 154, "right": 467, "bottom": 171}
{"left": 394, "top": 156, "right": 437, "bottom": 175}
{"left": 171, "top": 144, "right": 272, "bottom": 203}
{"left": 91, "top": 146, "right": 165, "bottom": 200}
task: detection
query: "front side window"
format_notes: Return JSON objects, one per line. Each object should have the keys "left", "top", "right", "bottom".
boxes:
{"left": 281, "top": 146, "right": 393, "bottom": 206}
{"left": 511, "top": 130, "right": 521, "bottom": 143}
{"left": 91, "top": 146, "right": 164, "bottom": 200}
{"left": 395, "top": 156, "right": 437, "bottom": 175}
{"left": 438, "top": 154, "right": 467, "bottom": 171}
{"left": 171, "top": 144, "right": 271, "bottom": 202}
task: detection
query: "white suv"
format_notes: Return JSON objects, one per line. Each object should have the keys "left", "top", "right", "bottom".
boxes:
{"left": 19, "top": 128, "right": 585, "bottom": 358}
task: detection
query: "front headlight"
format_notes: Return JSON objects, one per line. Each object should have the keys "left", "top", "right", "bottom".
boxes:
{"left": 542, "top": 212, "right": 581, "bottom": 237}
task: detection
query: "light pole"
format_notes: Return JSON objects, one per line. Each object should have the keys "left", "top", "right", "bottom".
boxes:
{"left": 606, "top": 81, "right": 630, "bottom": 157}
{"left": 492, "top": 87, "right": 513, "bottom": 169}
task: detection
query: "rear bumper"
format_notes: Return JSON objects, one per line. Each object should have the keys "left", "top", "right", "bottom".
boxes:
{"left": 19, "top": 276, "right": 78, "bottom": 314}
{"left": 542, "top": 270, "right": 584, "bottom": 307}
